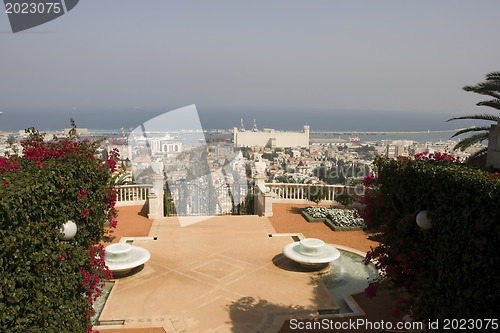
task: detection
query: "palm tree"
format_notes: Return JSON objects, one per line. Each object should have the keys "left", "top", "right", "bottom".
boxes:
{"left": 448, "top": 71, "right": 500, "bottom": 164}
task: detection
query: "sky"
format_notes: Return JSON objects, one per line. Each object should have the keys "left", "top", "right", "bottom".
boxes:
{"left": 0, "top": 0, "right": 499, "bottom": 131}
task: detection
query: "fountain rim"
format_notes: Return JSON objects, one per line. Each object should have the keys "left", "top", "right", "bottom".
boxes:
{"left": 104, "top": 244, "right": 151, "bottom": 272}
{"left": 276, "top": 236, "right": 379, "bottom": 317}
{"left": 106, "top": 242, "right": 133, "bottom": 255}
{"left": 283, "top": 240, "right": 341, "bottom": 264}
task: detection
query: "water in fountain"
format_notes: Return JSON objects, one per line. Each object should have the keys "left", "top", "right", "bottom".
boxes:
{"left": 282, "top": 238, "right": 378, "bottom": 313}
{"left": 320, "top": 249, "right": 378, "bottom": 313}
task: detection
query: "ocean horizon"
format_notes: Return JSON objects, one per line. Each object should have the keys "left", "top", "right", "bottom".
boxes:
{"left": 0, "top": 108, "right": 483, "bottom": 132}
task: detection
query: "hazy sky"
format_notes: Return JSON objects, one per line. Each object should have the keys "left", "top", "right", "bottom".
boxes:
{"left": 1, "top": 1, "right": 499, "bottom": 131}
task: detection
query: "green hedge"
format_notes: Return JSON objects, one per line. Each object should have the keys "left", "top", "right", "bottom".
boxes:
{"left": 0, "top": 127, "right": 118, "bottom": 332}
{"left": 362, "top": 155, "right": 500, "bottom": 325}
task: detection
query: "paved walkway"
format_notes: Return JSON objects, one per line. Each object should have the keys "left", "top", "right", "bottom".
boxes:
{"left": 105, "top": 205, "right": 153, "bottom": 244}
{"left": 97, "top": 213, "right": 339, "bottom": 332}
{"left": 96, "top": 204, "right": 406, "bottom": 333}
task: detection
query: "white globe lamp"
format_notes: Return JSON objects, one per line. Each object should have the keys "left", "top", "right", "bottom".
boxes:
{"left": 416, "top": 210, "right": 432, "bottom": 230}
{"left": 59, "top": 220, "right": 78, "bottom": 240}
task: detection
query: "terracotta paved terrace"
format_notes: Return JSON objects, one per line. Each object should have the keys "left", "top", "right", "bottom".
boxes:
{"left": 96, "top": 204, "right": 405, "bottom": 333}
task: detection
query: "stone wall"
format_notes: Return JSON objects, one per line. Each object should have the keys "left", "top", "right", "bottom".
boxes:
{"left": 486, "top": 121, "right": 500, "bottom": 168}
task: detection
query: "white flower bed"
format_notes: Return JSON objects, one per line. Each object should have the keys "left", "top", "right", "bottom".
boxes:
{"left": 303, "top": 206, "right": 366, "bottom": 228}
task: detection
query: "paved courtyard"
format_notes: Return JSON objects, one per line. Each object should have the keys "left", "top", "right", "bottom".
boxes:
{"left": 97, "top": 214, "right": 339, "bottom": 332}
{"left": 96, "top": 204, "right": 406, "bottom": 333}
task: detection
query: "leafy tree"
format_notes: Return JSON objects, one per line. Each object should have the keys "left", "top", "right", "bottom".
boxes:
{"left": 448, "top": 71, "right": 500, "bottom": 165}
{"left": 306, "top": 185, "right": 326, "bottom": 205}
{"left": 261, "top": 152, "right": 277, "bottom": 161}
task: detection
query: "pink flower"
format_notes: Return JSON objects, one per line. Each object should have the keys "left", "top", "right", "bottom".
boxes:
{"left": 77, "top": 189, "right": 88, "bottom": 198}
{"left": 2, "top": 180, "right": 9, "bottom": 186}
{"left": 81, "top": 208, "right": 90, "bottom": 217}
{"left": 106, "top": 159, "right": 117, "bottom": 172}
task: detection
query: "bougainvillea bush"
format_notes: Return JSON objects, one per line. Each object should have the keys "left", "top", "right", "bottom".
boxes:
{"left": 361, "top": 153, "right": 500, "bottom": 324}
{"left": 0, "top": 125, "right": 118, "bottom": 332}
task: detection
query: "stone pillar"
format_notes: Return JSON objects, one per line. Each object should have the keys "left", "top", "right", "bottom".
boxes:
{"left": 262, "top": 189, "right": 273, "bottom": 217}
{"left": 147, "top": 193, "right": 161, "bottom": 219}
{"left": 148, "top": 174, "right": 164, "bottom": 219}
{"left": 486, "top": 121, "right": 500, "bottom": 168}
{"left": 254, "top": 174, "right": 273, "bottom": 217}
{"left": 254, "top": 173, "right": 266, "bottom": 189}
{"left": 152, "top": 175, "right": 164, "bottom": 198}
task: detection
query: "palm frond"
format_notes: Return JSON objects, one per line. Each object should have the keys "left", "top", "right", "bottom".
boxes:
{"left": 447, "top": 114, "right": 500, "bottom": 122}
{"left": 485, "top": 71, "right": 500, "bottom": 81}
{"left": 477, "top": 99, "right": 500, "bottom": 111}
{"left": 450, "top": 126, "right": 491, "bottom": 138}
{"left": 465, "top": 147, "right": 488, "bottom": 166}
{"left": 112, "top": 172, "right": 133, "bottom": 185}
{"left": 463, "top": 82, "right": 500, "bottom": 99}
{"left": 453, "top": 132, "right": 489, "bottom": 151}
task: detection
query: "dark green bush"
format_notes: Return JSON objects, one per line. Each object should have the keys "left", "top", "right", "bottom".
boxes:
{"left": 0, "top": 127, "right": 117, "bottom": 332}
{"left": 362, "top": 155, "right": 500, "bottom": 326}
{"left": 306, "top": 185, "right": 327, "bottom": 205}
{"left": 334, "top": 186, "right": 356, "bottom": 206}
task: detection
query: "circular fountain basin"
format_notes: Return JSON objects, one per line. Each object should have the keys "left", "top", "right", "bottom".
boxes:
{"left": 320, "top": 248, "right": 378, "bottom": 313}
{"left": 283, "top": 238, "right": 340, "bottom": 269}
{"left": 105, "top": 243, "right": 151, "bottom": 274}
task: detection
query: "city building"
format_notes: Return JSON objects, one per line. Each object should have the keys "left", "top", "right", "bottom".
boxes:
{"left": 233, "top": 125, "right": 310, "bottom": 148}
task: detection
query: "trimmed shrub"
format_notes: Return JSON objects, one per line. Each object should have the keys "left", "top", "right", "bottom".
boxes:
{"left": 0, "top": 126, "right": 118, "bottom": 332}
{"left": 361, "top": 154, "right": 500, "bottom": 325}
{"left": 306, "top": 185, "right": 327, "bottom": 205}
{"left": 334, "top": 186, "right": 356, "bottom": 206}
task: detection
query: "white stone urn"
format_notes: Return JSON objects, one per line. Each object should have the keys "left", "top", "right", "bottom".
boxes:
{"left": 59, "top": 220, "right": 77, "bottom": 240}
{"left": 255, "top": 160, "right": 266, "bottom": 175}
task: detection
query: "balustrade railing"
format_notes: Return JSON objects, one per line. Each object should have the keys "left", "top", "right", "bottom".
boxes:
{"left": 264, "top": 183, "right": 361, "bottom": 204}
{"left": 115, "top": 184, "right": 153, "bottom": 207}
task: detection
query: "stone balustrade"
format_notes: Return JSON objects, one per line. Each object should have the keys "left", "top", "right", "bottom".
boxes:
{"left": 265, "top": 183, "right": 359, "bottom": 204}
{"left": 115, "top": 185, "right": 153, "bottom": 207}
{"left": 116, "top": 181, "right": 365, "bottom": 219}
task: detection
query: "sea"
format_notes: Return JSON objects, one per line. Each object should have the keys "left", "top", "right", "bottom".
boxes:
{"left": 0, "top": 108, "right": 483, "bottom": 144}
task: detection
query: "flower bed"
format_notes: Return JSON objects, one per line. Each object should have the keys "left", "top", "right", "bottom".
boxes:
{"left": 301, "top": 206, "right": 366, "bottom": 231}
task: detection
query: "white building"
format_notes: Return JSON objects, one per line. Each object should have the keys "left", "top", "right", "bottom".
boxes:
{"left": 150, "top": 138, "right": 182, "bottom": 154}
{"left": 233, "top": 125, "right": 310, "bottom": 148}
